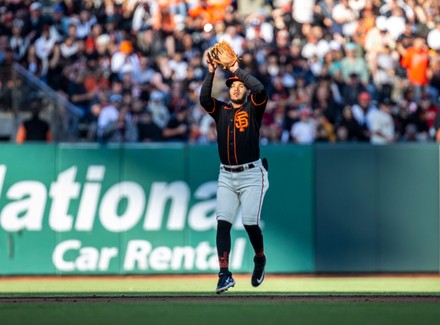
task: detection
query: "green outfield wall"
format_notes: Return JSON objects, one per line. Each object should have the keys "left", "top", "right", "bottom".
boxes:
{"left": 0, "top": 143, "right": 438, "bottom": 275}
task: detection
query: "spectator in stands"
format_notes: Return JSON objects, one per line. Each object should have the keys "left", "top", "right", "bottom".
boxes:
{"left": 419, "top": 96, "right": 439, "bottom": 136}
{"left": 340, "top": 42, "right": 369, "bottom": 87}
{"left": 290, "top": 106, "right": 316, "bottom": 144}
{"left": 9, "top": 21, "right": 29, "bottom": 62}
{"left": 21, "top": 2, "right": 48, "bottom": 42}
{"left": 311, "top": 77, "right": 342, "bottom": 124}
{"left": 301, "top": 25, "right": 330, "bottom": 62}
{"left": 96, "top": 93, "right": 126, "bottom": 143}
{"left": 335, "top": 105, "right": 364, "bottom": 142}
{"left": 59, "top": 24, "right": 80, "bottom": 64}
{"left": 162, "top": 106, "right": 191, "bottom": 142}
{"left": 74, "top": 9, "right": 97, "bottom": 40}
{"left": 372, "top": 45, "right": 396, "bottom": 103}
{"left": 66, "top": 66, "right": 95, "bottom": 122}
{"left": 434, "top": 110, "right": 440, "bottom": 143}
{"left": 221, "top": 24, "right": 245, "bottom": 57}
{"left": 400, "top": 36, "right": 430, "bottom": 102}
{"left": 315, "top": 111, "right": 337, "bottom": 143}
{"left": 428, "top": 55, "right": 440, "bottom": 104}
{"left": 168, "top": 51, "right": 188, "bottom": 81}
{"left": 323, "top": 44, "right": 343, "bottom": 85}
{"left": 137, "top": 110, "right": 163, "bottom": 142}
{"left": 24, "top": 43, "right": 43, "bottom": 78}
{"left": 152, "top": 1, "right": 177, "bottom": 36}
{"left": 3, "top": 0, "right": 440, "bottom": 144}
{"left": 404, "top": 100, "right": 431, "bottom": 142}
{"left": 111, "top": 40, "right": 141, "bottom": 80}
{"left": 331, "top": 0, "right": 359, "bottom": 38}
{"left": 387, "top": 8, "right": 406, "bottom": 41}
{"left": 369, "top": 98, "right": 396, "bottom": 144}
{"left": 187, "top": 0, "right": 229, "bottom": 26}
{"left": 132, "top": 0, "right": 154, "bottom": 33}
{"left": 364, "top": 16, "right": 395, "bottom": 74}
{"left": 46, "top": 42, "right": 63, "bottom": 91}
{"left": 147, "top": 90, "right": 170, "bottom": 129}
{"left": 16, "top": 101, "right": 52, "bottom": 143}
{"left": 34, "top": 24, "right": 60, "bottom": 81}
{"left": 351, "top": 91, "right": 378, "bottom": 141}
{"left": 342, "top": 72, "right": 366, "bottom": 106}
{"left": 51, "top": 3, "right": 69, "bottom": 38}
{"left": 427, "top": 17, "right": 440, "bottom": 53}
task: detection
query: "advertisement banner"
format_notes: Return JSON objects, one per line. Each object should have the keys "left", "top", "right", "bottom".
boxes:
{"left": 0, "top": 144, "right": 315, "bottom": 275}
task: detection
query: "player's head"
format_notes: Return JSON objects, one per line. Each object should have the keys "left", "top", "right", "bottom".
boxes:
{"left": 226, "top": 76, "right": 248, "bottom": 105}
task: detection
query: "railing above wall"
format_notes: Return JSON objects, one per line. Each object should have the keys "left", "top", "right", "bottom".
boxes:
{"left": 12, "top": 63, "right": 83, "bottom": 142}
{"left": 0, "top": 64, "right": 83, "bottom": 142}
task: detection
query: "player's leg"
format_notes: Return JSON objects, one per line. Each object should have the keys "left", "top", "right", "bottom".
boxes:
{"left": 215, "top": 171, "right": 239, "bottom": 293}
{"left": 239, "top": 166, "right": 269, "bottom": 287}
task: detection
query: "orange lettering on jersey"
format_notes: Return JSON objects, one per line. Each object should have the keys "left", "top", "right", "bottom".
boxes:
{"left": 235, "top": 111, "right": 249, "bottom": 132}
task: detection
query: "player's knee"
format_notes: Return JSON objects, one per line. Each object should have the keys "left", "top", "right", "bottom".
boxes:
{"left": 217, "top": 220, "right": 232, "bottom": 233}
{"left": 244, "top": 224, "right": 262, "bottom": 236}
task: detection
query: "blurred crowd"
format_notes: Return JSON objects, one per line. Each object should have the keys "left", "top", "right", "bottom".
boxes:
{"left": 1, "top": 0, "right": 440, "bottom": 144}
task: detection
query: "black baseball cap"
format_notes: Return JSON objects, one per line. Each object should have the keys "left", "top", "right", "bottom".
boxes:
{"left": 225, "top": 76, "right": 242, "bottom": 88}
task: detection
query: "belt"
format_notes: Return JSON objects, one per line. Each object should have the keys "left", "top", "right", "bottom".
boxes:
{"left": 223, "top": 163, "right": 255, "bottom": 173}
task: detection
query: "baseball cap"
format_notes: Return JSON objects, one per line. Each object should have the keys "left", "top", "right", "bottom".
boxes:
{"left": 53, "top": 4, "right": 64, "bottom": 13}
{"left": 30, "top": 2, "right": 42, "bottom": 11}
{"left": 150, "top": 91, "right": 164, "bottom": 101}
{"left": 344, "top": 42, "right": 357, "bottom": 51}
{"left": 225, "top": 76, "right": 243, "bottom": 88}
{"left": 329, "top": 40, "right": 341, "bottom": 51}
{"left": 300, "top": 107, "right": 311, "bottom": 116}
{"left": 358, "top": 91, "right": 371, "bottom": 101}
{"left": 109, "top": 94, "right": 123, "bottom": 103}
{"left": 119, "top": 40, "right": 133, "bottom": 54}
{"left": 96, "top": 34, "right": 110, "bottom": 46}
{"left": 381, "top": 98, "right": 395, "bottom": 106}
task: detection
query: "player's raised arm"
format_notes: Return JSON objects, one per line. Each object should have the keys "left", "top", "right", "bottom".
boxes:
{"left": 199, "top": 50, "right": 217, "bottom": 113}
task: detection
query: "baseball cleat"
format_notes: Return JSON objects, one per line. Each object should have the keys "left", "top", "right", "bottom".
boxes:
{"left": 251, "top": 255, "right": 266, "bottom": 287}
{"left": 216, "top": 272, "right": 236, "bottom": 294}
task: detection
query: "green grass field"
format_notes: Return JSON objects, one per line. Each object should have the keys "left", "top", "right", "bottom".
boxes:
{"left": 0, "top": 274, "right": 439, "bottom": 325}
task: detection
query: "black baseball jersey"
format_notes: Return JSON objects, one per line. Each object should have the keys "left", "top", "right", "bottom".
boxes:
{"left": 200, "top": 68, "right": 268, "bottom": 165}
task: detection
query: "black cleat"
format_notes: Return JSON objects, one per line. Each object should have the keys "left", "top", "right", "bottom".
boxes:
{"left": 251, "top": 255, "right": 266, "bottom": 287}
{"left": 216, "top": 272, "right": 236, "bottom": 294}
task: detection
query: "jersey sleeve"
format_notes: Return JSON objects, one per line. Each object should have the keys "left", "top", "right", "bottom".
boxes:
{"left": 200, "top": 72, "right": 216, "bottom": 112}
{"left": 234, "top": 68, "right": 268, "bottom": 106}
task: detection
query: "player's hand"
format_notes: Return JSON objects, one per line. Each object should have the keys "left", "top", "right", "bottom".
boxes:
{"left": 205, "top": 51, "right": 217, "bottom": 73}
{"left": 228, "top": 60, "right": 239, "bottom": 73}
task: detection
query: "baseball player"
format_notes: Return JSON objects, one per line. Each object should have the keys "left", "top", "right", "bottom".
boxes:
{"left": 200, "top": 46, "right": 269, "bottom": 294}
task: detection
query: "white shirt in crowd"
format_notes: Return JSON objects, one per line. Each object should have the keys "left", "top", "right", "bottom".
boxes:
{"left": 290, "top": 119, "right": 316, "bottom": 144}
{"left": 98, "top": 104, "right": 119, "bottom": 130}
{"left": 369, "top": 109, "right": 395, "bottom": 144}
{"left": 111, "top": 52, "right": 141, "bottom": 75}
{"left": 292, "top": 0, "right": 315, "bottom": 24}
{"left": 352, "top": 104, "right": 378, "bottom": 130}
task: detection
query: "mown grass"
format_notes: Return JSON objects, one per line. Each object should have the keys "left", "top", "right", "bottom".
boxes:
{"left": 0, "top": 275, "right": 439, "bottom": 325}
{"left": 0, "top": 275, "right": 439, "bottom": 296}
{"left": 1, "top": 300, "right": 440, "bottom": 325}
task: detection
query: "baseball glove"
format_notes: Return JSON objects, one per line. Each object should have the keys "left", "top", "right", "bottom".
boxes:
{"left": 209, "top": 40, "right": 240, "bottom": 69}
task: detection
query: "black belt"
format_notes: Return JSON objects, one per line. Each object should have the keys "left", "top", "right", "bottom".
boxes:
{"left": 223, "top": 163, "right": 255, "bottom": 173}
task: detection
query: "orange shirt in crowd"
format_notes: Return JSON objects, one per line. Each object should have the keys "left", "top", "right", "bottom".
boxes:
{"left": 188, "top": 0, "right": 231, "bottom": 25}
{"left": 401, "top": 47, "right": 430, "bottom": 86}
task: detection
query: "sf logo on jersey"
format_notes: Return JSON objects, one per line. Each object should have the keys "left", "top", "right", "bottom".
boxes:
{"left": 235, "top": 111, "right": 249, "bottom": 132}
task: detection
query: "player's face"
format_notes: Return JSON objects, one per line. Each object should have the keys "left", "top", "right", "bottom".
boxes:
{"left": 229, "top": 82, "right": 247, "bottom": 104}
